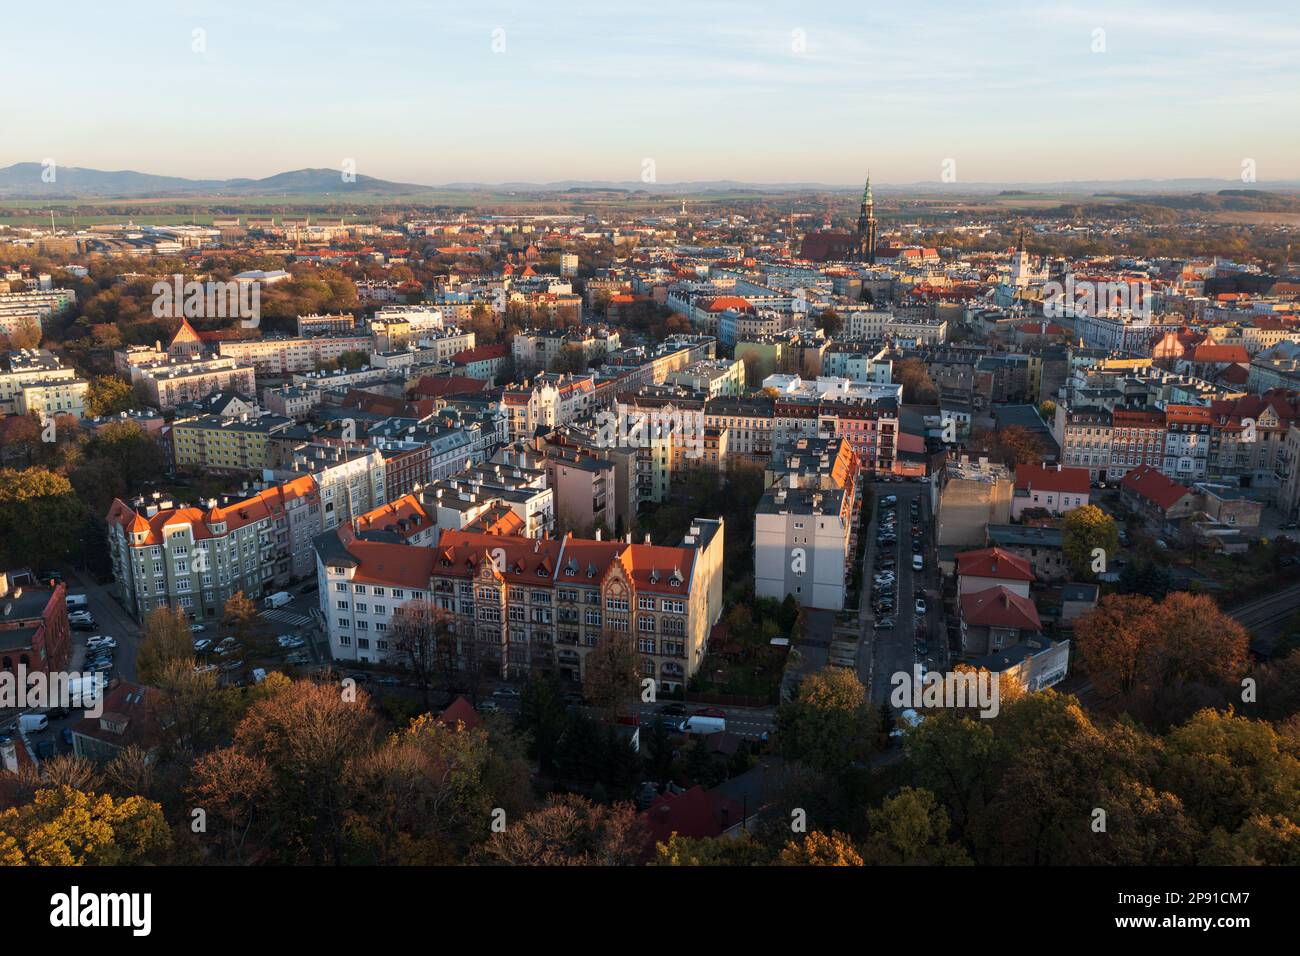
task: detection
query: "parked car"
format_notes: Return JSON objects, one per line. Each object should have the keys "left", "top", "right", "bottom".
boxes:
{"left": 190, "top": 624, "right": 206, "bottom": 633}
{"left": 375, "top": 675, "right": 402, "bottom": 685}
{"left": 284, "top": 652, "right": 310, "bottom": 665}
{"left": 193, "top": 638, "right": 213, "bottom": 652}
{"left": 220, "top": 659, "right": 244, "bottom": 672}
{"left": 479, "top": 699, "right": 501, "bottom": 713}
{"left": 659, "top": 702, "right": 688, "bottom": 717}
{"left": 874, "top": 618, "right": 894, "bottom": 630}
{"left": 915, "top": 598, "right": 927, "bottom": 615}
{"left": 86, "top": 635, "right": 115, "bottom": 649}
{"left": 493, "top": 686, "right": 521, "bottom": 699}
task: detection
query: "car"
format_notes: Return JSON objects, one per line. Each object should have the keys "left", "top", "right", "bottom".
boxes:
{"left": 915, "top": 598, "right": 927, "bottom": 615}
{"left": 375, "top": 675, "right": 403, "bottom": 685}
{"left": 190, "top": 624, "right": 206, "bottom": 633}
{"left": 493, "top": 686, "right": 521, "bottom": 698}
{"left": 280, "top": 638, "right": 306, "bottom": 650}
{"left": 284, "top": 652, "right": 310, "bottom": 665}
{"left": 1279, "top": 522, "right": 1299, "bottom": 531}
{"left": 214, "top": 643, "right": 242, "bottom": 657}
{"left": 479, "top": 699, "right": 501, "bottom": 713}
{"left": 881, "top": 495, "right": 897, "bottom": 505}
{"left": 220, "top": 659, "right": 243, "bottom": 672}
{"left": 68, "top": 610, "right": 94, "bottom": 623}
{"left": 71, "top": 620, "right": 96, "bottom": 631}
{"left": 660, "top": 703, "right": 688, "bottom": 717}
{"left": 193, "top": 638, "right": 213, "bottom": 652}
{"left": 874, "top": 618, "right": 894, "bottom": 630}
{"left": 276, "top": 634, "right": 298, "bottom": 647}
{"left": 86, "top": 635, "right": 115, "bottom": 647}
{"left": 696, "top": 707, "right": 727, "bottom": 718}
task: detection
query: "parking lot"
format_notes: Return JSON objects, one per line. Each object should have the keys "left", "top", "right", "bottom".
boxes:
{"left": 857, "top": 479, "right": 944, "bottom": 708}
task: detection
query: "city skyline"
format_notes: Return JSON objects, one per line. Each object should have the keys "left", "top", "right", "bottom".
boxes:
{"left": 5, "top": 0, "right": 1299, "bottom": 185}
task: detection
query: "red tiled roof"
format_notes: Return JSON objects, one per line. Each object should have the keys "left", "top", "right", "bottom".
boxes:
{"left": 955, "top": 547, "right": 1034, "bottom": 583}
{"left": 1191, "top": 343, "right": 1249, "bottom": 364}
{"left": 1014, "top": 463, "right": 1090, "bottom": 496}
{"left": 438, "top": 696, "right": 484, "bottom": 732}
{"left": 643, "top": 786, "right": 743, "bottom": 845}
{"left": 960, "top": 585, "right": 1041, "bottom": 631}
{"left": 1120, "top": 465, "right": 1191, "bottom": 511}
{"left": 451, "top": 343, "right": 509, "bottom": 365}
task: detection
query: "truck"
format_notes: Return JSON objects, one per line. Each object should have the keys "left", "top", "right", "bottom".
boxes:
{"left": 676, "top": 715, "right": 726, "bottom": 736}
{"left": 264, "top": 591, "right": 292, "bottom": 609}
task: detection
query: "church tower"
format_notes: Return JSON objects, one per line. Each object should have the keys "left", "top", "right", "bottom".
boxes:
{"left": 856, "top": 174, "right": 877, "bottom": 265}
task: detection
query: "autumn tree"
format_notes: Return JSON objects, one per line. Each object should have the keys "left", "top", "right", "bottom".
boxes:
{"left": 469, "top": 794, "right": 650, "bottom": 865}
{"left": 776, "top": 668, "right": 877, "bottom": 774}
{"left": 777, "top": 830, "right": 864, "bottom": 866}
{"left": 652, "top": 832, "right": 773, "bottom": 866}
{"left": 894, "top": 358, "right": 938, "bottom": 404}
{"left": 84, "top": 375, "right": 137, "bottom": 418}
{"left": 0, "top": 467, "right": 85, "bottom": 569}
{"left": 386, "top": 599, "right": 456, "bottom": 710}
{"left": 232, "top": 679, "right": 379, "bottom": 864}
{"left": 1062, "top": 503, "right": 1120, "bottom": 579}
{"left": 582, "top": 629, "right": 639, "bottom": 721}
{"left": 136, "top": 604, "right": 196, "bottom": 684}
{"left": 861, "top": 787, "right": 972, "bottom": 865}
{"left": 0, "top": 786, "right": 172, "bottom": 866}
{"left": 1075, "top": 592, "right": 1249, "bottom": 727}
{"left": 222, "top": 590, "right": 262, "bottom": 652}
{"left": 186, "top": 747, "right": 274, "bottom": 863}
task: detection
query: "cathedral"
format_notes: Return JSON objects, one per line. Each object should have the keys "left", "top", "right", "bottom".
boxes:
{"left": 799, "top": 174, "right": 878, "bottom": 264}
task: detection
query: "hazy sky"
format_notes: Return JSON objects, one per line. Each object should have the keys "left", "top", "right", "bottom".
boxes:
{"left": 5, "top": 0, "right": 1299, "bottom": 185}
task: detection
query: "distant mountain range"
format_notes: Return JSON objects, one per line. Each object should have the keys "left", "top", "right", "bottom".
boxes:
{"left": 1, "top": 163, "right": 1298, "bottom": 199}
{"left": 0, "top": 164, "right": 429, "bottom": 198}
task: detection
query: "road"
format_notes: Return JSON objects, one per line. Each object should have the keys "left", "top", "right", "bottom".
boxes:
{"left": 857, "top": 479, "right": 945, "bottom": 708}
{"left": 1231, "top": 582, "right": 1300, "bottom": 654}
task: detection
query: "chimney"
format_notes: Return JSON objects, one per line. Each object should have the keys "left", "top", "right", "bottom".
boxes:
{"left": 644, "top": 533, "right": 651, "bottom": 544}
{"left": 595, "top": 528, "right": 601, "bottom": 540}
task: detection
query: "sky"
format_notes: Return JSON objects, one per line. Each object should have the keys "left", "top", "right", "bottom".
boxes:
{"left": 4, "top": 0, "right": 1299, "bottom": 186}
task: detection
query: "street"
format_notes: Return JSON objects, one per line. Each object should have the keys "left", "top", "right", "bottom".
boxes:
{"left": 856, "top": 478, "right": 946, "bottom": 709}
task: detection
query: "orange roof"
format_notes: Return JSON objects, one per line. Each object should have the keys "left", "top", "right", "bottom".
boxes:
{"left": 1120, "top": 465, "right": 1191, "bottom": 511}
{"left": 960, "top": 585, "right": 1041, "bottom": 631}
{"left": 1014, "top": 463, "right": 1090, "bottom": 496}
{"left": 705, "top": 295, "right": 752, "bottom": 313}
{"left": 956, "top": 547, "right": 1034, "bottom": 583}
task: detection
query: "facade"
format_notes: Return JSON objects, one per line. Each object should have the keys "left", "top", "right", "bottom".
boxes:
{"left": 132, "top": 356, "right": 257, "bottom": 410}
{"left": 1011, "top": 463, "right": 1091, "bottom": 519}
{"left": 754, "top": 437, "right": 860, "bottom": 610}
{"left": 314, "top": 518, "right": 724, "bottom": 691}
{"left": 171, "top": 414, "right": 295, "bottom": 474}
{"left": 106, "top": 477, "right": 322, "bottom": 621}
{"left": 0, "top": 349, "right": 89, "bottom": 420}
{"left": 0, "top": 575, "right": 71, "bottom": 677}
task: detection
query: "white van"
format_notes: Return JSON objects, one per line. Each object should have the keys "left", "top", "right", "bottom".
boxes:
{"left": 66, "top": 594, "right": 88, "bottom": 610}
{"left": 19, "top": 714, "right": 49, "bottom": 733}
{"left": 912, "top": 553, "right": 924, "bottom": 572}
